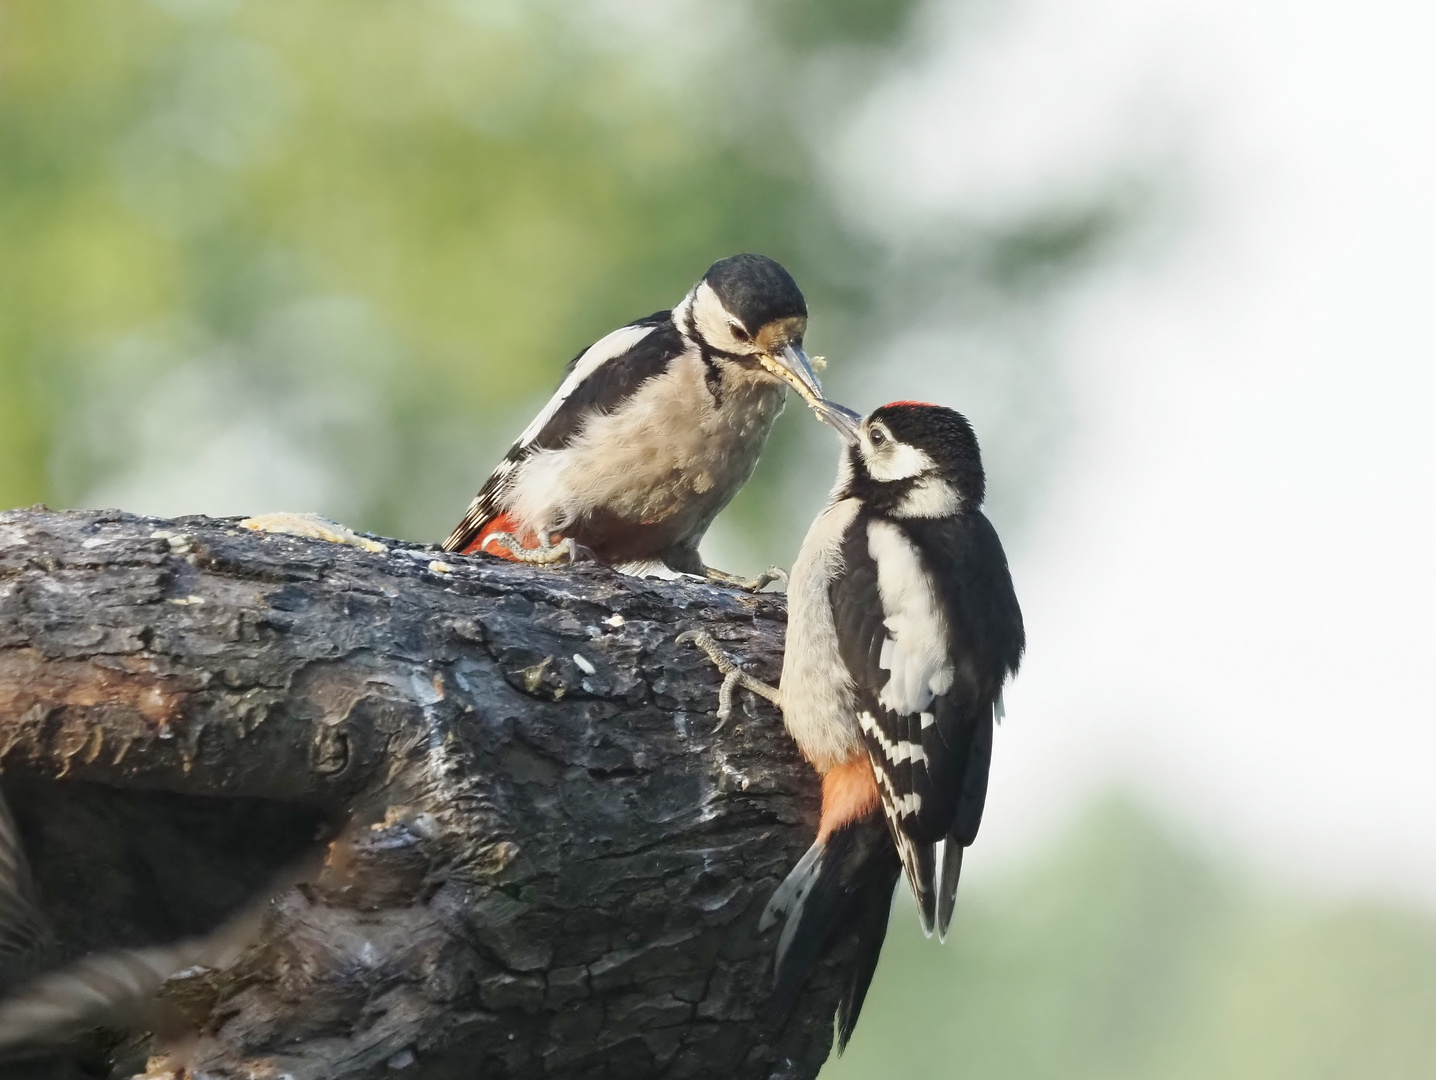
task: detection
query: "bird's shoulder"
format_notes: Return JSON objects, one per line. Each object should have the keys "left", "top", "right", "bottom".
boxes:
{"left": 901, "top": 510, "right": 1025, "bottom": 680}
{"left": 521, "top": 310, "right": 686, "bottom": 455}
{"left": 829, "top": 509, "right": 1022, "bottom": 706}
{"left": 441, "top": 310, "right": 687, "bottom": 551}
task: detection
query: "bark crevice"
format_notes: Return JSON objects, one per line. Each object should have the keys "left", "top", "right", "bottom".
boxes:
{"left": 0, "top": 508, "right": 845, "bottom": 1080}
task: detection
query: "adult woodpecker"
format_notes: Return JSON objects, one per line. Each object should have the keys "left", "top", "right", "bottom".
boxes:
{"left": 442, "top": 254, "right": 826, "bottom": 587}
{"left": 684, "top": 400, "right": 1024, "bottom": 1047}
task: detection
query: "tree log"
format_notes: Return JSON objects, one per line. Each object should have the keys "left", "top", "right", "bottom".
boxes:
{"left": 0, "top": 507, "right": 848, "bottom": 1079}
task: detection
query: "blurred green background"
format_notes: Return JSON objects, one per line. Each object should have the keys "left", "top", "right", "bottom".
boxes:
{"left": 827, "top": 797, "right": 1436, "bottom": 1080}
{"left": 3, "top": 0, "right": 1433, "bottom": 1076}
{"left": 0, "top": 0, "right": 1115, "bottom": 564}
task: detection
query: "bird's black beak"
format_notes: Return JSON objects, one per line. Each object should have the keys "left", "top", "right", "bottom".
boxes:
{"left": 812, "top": 399, "right": 862, "bottom": 444}
{"left": 758, "top": 343, "right": 825, "bottom": 408}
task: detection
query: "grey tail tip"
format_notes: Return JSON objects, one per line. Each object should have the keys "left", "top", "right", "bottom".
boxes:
{"left": 918, "top": 890, "right": 936, "bottom": 938}
{"left": 758, "top": 897, "right": 782, "bottom": 934}
{"left": 772, "top": 815, "right": 901, "bottom": 1049}
{"left": 906, "top": 840, "right": 938, "bottom": 938}
{"left": 936, "top": 840, "right": 965, "bottom": 942}
{"left": 764, "top": 841, "right": 823, "bottom": 927}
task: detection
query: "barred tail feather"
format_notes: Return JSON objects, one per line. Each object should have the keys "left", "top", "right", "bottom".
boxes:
{"left": 761, "top": 813, "right": 901, "bottom": 1051}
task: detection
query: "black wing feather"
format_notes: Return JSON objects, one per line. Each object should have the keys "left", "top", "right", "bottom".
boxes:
{"left": 526, "top": 310, "right": 677, "bottom": 454}
{"left": 829, "top": 509, "right": 1023, "bottom": 933}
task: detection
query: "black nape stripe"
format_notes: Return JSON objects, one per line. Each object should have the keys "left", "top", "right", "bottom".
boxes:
{"left": 680, "top": 299, "right": 728, "bottom": 408}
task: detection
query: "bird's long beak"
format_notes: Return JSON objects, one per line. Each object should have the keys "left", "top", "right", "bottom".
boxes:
{"left": 813, "top": 399, "right": 862, "bottom": 444}
{"left": 759, "top": 344, "right": 825, "bottom": 408}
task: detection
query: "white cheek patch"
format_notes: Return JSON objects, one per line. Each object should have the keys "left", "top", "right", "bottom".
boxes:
{"left": 515, "top": 323, "right": 658, "bottom": 449}
{"left": 894, "top": 476, "right": 962, "bottom": 519}
{"left": 687, "top": 281, "right": 754, "bottom": 355}
{"left": 868, "top": 520, "right": 953, "bottom": 716}
{"left": 865, "top": 440, "right": 934, "bottom": 482}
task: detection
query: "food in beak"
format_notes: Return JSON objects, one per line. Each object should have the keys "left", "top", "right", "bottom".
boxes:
{"left": 758, "top": 344, "right": 826, "bottom": 410}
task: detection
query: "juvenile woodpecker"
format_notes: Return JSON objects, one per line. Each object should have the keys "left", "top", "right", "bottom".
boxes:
{"left": 685, "top": 400, "right": 1024, "bottom": 1046}
{"left": 442, "top": 254, "right": 825, "bottom": 586}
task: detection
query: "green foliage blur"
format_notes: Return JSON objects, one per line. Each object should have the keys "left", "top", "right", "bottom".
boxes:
{"left": 2, "top": 4, "right": 1433, "bottom": 1076}
{"left": 0, "top": 0, "right": 1113, "bottom": 566}
{"left": 827, "top": 798, "right": 1436, "bottom": 1080}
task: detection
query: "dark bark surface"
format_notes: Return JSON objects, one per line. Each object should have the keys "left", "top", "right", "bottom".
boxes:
{"left": 0, "top": 507, "right": 846, "bottom": 1080}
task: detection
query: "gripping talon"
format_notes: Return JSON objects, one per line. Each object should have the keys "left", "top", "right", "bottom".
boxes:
{"left": 703, "top": 565, "right": 789, "bottom": 593}
{"left": 715, "top": 670, "right": 744, "bottom": 732}
{"left": 483, "top": 531, "right": 583, "bottom": 566}
{"left": 677, "top": 630, "right": 781, "bottom": 731}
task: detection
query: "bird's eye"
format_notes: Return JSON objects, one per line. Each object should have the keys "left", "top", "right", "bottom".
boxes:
{"left": 869, "top": 428, "right": 887, "bottom": 447}
{"left": 730, "top": 324, "right": 751, "bottom": 342}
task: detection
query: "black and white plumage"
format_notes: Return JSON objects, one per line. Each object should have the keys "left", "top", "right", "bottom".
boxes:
{"left": 762, "top": 400, "right": 1025, "bottom": 1047}
{"left": 442, "top": 254, "right": 825, "bottom": 580}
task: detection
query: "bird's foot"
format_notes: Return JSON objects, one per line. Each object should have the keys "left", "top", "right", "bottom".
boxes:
{"left": 703, "top": 565, "right": 789, "bottom": 593}
{"left": 676, "top": 630, "right": 781, "bottom": 732}
{"left": 481, "top": 531, "right": 592, "bottom": 566}
{"left": 239, "top": 512, "right": 388, "bottom": 554}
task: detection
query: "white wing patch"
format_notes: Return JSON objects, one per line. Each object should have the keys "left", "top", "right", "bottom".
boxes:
{"left": 867, "top": 520, "right": 953, "bottom": 716}
{"left": 514, "top": 322, "right": 659, "bottom": 450}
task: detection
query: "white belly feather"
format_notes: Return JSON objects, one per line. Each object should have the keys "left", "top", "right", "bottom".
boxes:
{"left": 507, "top": 347, "right": 785, "bottom": 542}
{"left": 780, "top": 496, "right": 863, "bottom": 773}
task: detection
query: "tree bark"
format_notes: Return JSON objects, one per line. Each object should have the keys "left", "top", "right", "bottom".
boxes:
{"left": 0, "top": 507, "right": 847, "bottom": 1080}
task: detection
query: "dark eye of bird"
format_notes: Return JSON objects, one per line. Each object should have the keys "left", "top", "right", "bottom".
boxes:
{"left": 869, "top": 428, "right": 886, "bottom": 447}
{"left": 730, "top": 324, "right": 751, "bottom": 342}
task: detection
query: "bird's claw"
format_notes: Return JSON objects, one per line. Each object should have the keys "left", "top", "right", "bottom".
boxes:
{"left": 747, "top": 565, "right": 789, "bottom": 592}
{"left": 703, "top": 565, "right": 789, "bottom": 593}
{"left": 482, "top": 532, "right": 591, "bottom": 566}
{"left": 677, "top": 629, "right": 781, "bottom": 732}
{"left": 677, "top": 630, "right": 741, "bottom": 730}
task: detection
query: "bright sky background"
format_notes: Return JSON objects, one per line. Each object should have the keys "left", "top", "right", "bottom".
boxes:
{"left": 848, "top": 0, "right": 1436, "bottom": 905}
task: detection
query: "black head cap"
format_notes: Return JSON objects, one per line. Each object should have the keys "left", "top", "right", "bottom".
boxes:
{"left": 702, "top": 254, "right": 807, "bottom": 334}
{"left": 869, "top": 401, "right": 986, "bottom": 504}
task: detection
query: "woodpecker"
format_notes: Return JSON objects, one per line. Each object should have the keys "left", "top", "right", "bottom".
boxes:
{"left": 684, "top": 399, "right": 1024, "bottom": 1047}
{"left": 442, "top": 254, "right": 826, "bottom": 587}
